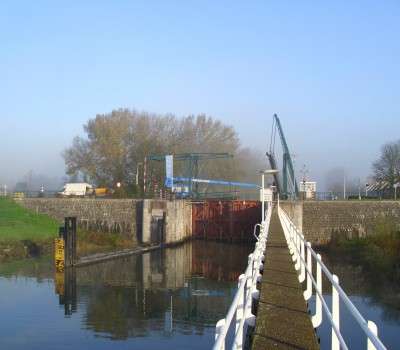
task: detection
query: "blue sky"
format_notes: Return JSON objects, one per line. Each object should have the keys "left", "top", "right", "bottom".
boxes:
{"left": 1, "top": 1, "right": 399, "bottom": 192}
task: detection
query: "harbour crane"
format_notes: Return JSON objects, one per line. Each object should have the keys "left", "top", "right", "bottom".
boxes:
{"left": 267, "top": 114, "right": 299, "bottom": 199}
{"left": 148, "top": 153, "right": 260, "bottom": 199}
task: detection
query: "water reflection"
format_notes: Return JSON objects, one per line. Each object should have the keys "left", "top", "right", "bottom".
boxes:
{"left": 318, "top": 252, "right": 400, "bottom": 327}
{"left": 0, "top": 240, "right": 253, "bottom": 349}
{"left": 310, "top": 252, "right": 400, "bottom": 349}
{"left": 1, "top": 241, "right": 398, "bottom": 349}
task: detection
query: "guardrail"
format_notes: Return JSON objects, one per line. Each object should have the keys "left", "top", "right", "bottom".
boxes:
{"left": 212, "top": 204, "right": 272, "bottom": 350}
{"left": 277, "top": 205, "right": 387, "bottom": 350}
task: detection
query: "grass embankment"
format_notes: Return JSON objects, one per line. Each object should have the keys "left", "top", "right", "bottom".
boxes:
{"left": 0, "top": 197, "right": 136, "bottom": 262}
{"left": 0, "top": 196, "right": 60, "bottom": 261}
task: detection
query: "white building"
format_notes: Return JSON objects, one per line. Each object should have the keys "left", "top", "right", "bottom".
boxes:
{"left": 299, "top": 181, "right": 317, "bottom": 199}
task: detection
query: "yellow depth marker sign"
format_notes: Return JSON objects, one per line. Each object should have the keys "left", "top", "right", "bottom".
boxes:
{"left": 55, "top": 271, "right": 65, "bottom": 295}
{"left": 55, "top": 238, "right": 64, "bottom": 272}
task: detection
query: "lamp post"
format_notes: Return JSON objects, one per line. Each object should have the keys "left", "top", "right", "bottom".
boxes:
{"left": 260, "top": 169, "right": 279, "bottom": 222}
{"left": 136, "top": 163, "right": 143, "bottom": 186}
{"left": 291, "top": 154, "right": 298, "bottom": 200}
{"left": 29, "top": 169, "right": 33, "bottom": 198}
{"left": 300, "top": 165, "right": 309, "bottom": 200}
{"left": 343, "top": 161, "right": 346, "bottom": 200}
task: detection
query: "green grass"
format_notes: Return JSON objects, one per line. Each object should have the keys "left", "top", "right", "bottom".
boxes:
{"left": 0, "top": 197, "right": 61, "bottom": 242}
{"left": 0, "top": 197, "right": 138, "bottom": 262}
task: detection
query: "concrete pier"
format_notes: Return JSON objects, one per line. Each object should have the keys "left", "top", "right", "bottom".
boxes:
{"left": 252, "top": 212, "right": 319, "bottom": 349}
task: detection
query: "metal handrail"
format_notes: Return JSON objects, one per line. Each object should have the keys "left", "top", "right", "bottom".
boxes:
{"left": 278, "top": 205, "right": 387, "bottom": 350}
{"left": 213, "top": 204, "right": 272, "bottom": 350}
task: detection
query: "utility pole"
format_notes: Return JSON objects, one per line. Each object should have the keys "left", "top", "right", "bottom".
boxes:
{"left": 291, "top": 154, "right": 298, "bottom": 200}
{"left": 136, "top": 163, "right": 143, "bottom": 186}
{"left": 343, "top": 161, "right": 346, "bottom": 200}
{"left": 29, "top": 169, "right": 33, "bottom": 198}
{"left": 300, "top": 165, "right": 309, "bottom": 200}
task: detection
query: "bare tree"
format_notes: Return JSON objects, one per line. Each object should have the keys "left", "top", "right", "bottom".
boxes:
{"left": 372, "top": 139, "right": 400, "bottom": 187}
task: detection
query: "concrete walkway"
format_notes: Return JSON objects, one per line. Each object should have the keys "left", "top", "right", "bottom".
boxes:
{"left": 252, "top": 212, "right": 320, "bottom": 349}
{"left": 73, "top": 245, "right": 161, "bottom": 267}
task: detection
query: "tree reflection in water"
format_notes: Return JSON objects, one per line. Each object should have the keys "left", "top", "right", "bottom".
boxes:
{"left": 57, "top": 240, "right": 254, "bottom": 341}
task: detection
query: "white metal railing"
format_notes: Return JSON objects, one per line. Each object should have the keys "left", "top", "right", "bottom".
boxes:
{"left": 277, "top": 204, "right": 387, "bottom": 350}
{"left": 212, "top": 204, "right": 272, "bottom": 350}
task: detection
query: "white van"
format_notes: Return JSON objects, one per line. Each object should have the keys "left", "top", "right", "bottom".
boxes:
{"left": 58, "top": 183, "right": 94, "bottom": 197}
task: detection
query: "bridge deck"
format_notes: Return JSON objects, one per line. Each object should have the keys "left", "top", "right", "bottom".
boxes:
{"left": 252, "top": 212, "right": 319, "bottom": 349}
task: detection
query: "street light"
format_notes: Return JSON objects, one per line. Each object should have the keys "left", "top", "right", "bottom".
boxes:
{"left": 260, "top": 169, "right": 279, "bottom": 222}
{"left": 343, "top": 161, "right": 346, "bottom": 200}
{"left": 136, "top": 163, "right": 143, "bottom": 186}
{"left": 29, "top": 169, "right": 33, "bottom": 198}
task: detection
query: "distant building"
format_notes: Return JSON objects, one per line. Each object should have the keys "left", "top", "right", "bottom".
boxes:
{"left": 0, "top": 185, "right": 7, "bottom": 196}
{"left": 299, "top": 181, "right": 317, "bottom": 199}
{"left": 366, "top": 180, "right": 399, "bottom": 198}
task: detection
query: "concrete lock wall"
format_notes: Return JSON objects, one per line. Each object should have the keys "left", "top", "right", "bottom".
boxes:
{"left": 14, "top": 198, "right": 192, "bottom": 245}
{"left": 280, "top": 201, "right": 400, "bottom": 244}
{"left": 141, "top": 199, "right": 192, "bottom": 245}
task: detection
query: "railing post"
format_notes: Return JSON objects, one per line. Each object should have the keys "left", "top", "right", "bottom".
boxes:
{"left": 215, "top": 319, "right": 225, "bottom": 350}
{"left": 332, "top": 275, "right": 340, "bottom": 350}
{"left": 367, "top": 321, "right": 378, "bottom": 350}
{"left": 289, "top": 221, "right": 295, "bottom": 256}
{"left": 304, "top": 243, "right": 312, "bottom": 300}
{"left": 294, "top": 230, "right": 301, "bottom": 270}
{"left": 246, "top": 254, "right": 253, "bottom": 321}
{"left": 299, "top": 238, "right": 305, "bottom": 282}
{"left": 312, "top": 254, "right": 323, "bottom": 328}
{"left": 253, "top": 244, "right": 259, "bottom": 277}
{"left": 235, "top": 274, "right": 245, "bottom": 349}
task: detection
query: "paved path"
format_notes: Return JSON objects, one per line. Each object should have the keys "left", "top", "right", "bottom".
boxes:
{"left": 252, "top": 212, "right": 320, "bottom": 349}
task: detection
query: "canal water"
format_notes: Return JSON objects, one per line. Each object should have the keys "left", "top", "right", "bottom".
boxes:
{"left": 0, "top": 240, "right": 398, "bottom": 349}
{"left": 0, "top": 241, "right": 253, "bottom": 350}
{"left": 310, "top": 253, "right": 399, "bottom": 350}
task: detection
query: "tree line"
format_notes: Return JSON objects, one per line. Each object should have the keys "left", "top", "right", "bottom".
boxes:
{"left": 61, "top": 109, "right": 264, "bottom": 197}
{"left": 61, "top": 108, "right": 399, "bottom": 198}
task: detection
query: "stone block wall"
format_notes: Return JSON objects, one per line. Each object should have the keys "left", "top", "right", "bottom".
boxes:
{"left": 16, "top": 198, "right": 399, "bottom": 246}
{"left": 15, "top": 198, "right": 140, "bottom": 241}
{"left": 281, "top": 201, "right": 400, "bottom": 244}
{"left": 14, "top": 198, "right": 192, "bottom": 245}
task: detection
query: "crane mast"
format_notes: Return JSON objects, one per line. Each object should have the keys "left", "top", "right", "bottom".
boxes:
{"left": 269, "top": 114, "right": 299, "bottom": 199}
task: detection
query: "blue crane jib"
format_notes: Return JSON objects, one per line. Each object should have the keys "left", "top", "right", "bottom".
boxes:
{"left": 165, "top": 177, "right": 261, "bottom": 189}
{"left": 150, "top": 153, "right": 262, "bottom": 199}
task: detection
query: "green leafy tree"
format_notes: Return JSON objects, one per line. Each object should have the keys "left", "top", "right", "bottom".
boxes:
{"left": 61, "top": 109, "right": 247, "bottom": 196}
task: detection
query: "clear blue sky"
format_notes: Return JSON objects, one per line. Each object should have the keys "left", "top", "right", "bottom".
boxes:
{"left": 1, "top": 1, "right": 399, "bottom": 192}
